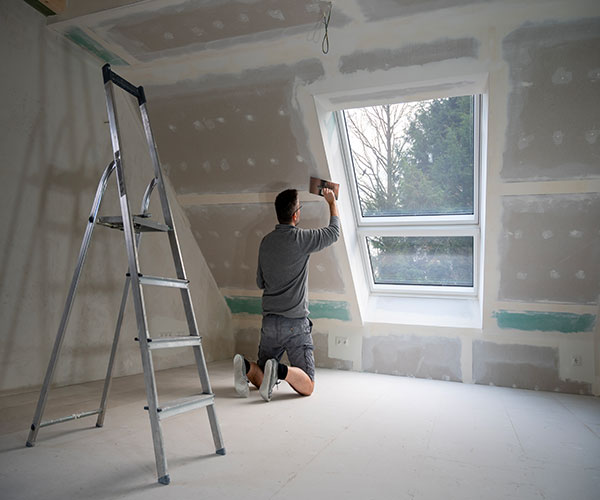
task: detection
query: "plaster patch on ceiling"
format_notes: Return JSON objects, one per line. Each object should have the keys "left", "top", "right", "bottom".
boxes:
{"left": 339, "top": 37, "right": 479, "bottom": 74}
{"left": 502, "top": 18, "right": 600, "bottom": 180}
{"left": 149, "top": 58, "right": 324, "bottom": 96}
{"left": 147, "top": 60, "right": 324, "bottom": 195}
{"left": 98, "top": 0, "right": 350, "bottom": 62}
{"left": 357, "top": 0, "right": 491, "bottom": 22}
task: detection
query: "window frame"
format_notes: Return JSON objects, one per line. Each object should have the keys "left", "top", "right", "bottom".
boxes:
{"left": 336, "top": 94, "right": 483, "bottom": 298}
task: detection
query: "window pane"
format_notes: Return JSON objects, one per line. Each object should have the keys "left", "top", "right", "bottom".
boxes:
{"left": 344, "top": 96, "right": 474, "bottom": 217}
{"left": 367, "top": 236, "right": 474, "bottom": 286}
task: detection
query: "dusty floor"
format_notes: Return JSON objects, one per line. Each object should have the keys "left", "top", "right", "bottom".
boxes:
{"left": 1, "top": 360, "right": 599, "bottom": 499}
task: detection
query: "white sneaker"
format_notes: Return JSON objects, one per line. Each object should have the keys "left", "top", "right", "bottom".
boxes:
{"left": 259, "top": 359, "right": 279, "bottom": 402}
{"left": 233, "top": 354, "right": 249, "bottom": 398}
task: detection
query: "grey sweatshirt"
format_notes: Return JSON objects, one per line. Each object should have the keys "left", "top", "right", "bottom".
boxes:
{"left": 257, "top": 215, "right": 340, "bottom": 318}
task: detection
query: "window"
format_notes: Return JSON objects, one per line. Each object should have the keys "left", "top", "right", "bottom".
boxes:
{"left": 338, "top": 95, "right": 481, "bottom": 296}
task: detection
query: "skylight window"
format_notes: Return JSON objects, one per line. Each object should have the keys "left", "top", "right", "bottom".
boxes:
{"left": 339, "top": 95, "right": 481, "bottom": 294}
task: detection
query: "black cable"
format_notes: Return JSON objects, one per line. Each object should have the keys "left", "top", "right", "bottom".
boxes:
{"left": 322, "top": 3, "right": 331, "bottom": 54}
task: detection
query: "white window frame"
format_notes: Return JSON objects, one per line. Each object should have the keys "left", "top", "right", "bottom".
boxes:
{"left": 336, "top": 94, "right": 483, "bottom": 298}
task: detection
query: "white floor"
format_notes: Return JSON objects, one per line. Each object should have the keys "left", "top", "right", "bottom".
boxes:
{"left": 1, "top": 361, "right": 599, "bottom": 500}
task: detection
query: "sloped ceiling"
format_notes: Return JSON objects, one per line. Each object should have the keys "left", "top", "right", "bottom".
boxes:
{"left": 48, "top": 0, "right": 372, "bottom": 305}
{"left": 46, "top": 0, "right": 600, "bottom": 319}
{"left": 50, "top": 0, "right": 352, "bottom": 65}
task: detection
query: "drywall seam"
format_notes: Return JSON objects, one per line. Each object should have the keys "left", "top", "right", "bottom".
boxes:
{"left": 224, "top": 295, "right": 351, "bottom": 321}
{"left": 493, "top": 310, "right": 596, "bottom": 333}
{"left": 338, "top": 37, "right": 479, "bottom": 74}
{"left": 461, "top": 336, "right": 473, "bottom": 383}
{"left": 63, "top": 25, "right": 132, "bottom": 66}
{"left": 497, "top": 180, "right": 600, "bottom": 196}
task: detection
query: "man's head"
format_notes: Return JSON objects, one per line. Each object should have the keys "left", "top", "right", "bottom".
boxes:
{"left": 275, "top": 189, "right": 300, "bottom": 225}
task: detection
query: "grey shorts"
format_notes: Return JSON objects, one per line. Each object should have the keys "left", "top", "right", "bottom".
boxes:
{"left": 257, "top": 315, "right": 315, "bottom": 380}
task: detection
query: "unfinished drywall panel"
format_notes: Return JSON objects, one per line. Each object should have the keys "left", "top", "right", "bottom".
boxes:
{"left": 147, "top": 60, "right": 324, "bottom": 195}
{"left": 499, "top": 194, "right": 600, "bottom": 304}
{"left": 357, "top": 0, "right": 490, "bottom": 22}
{"left": 0, "top": 0, "right": 232, "bottom": 392}
{"left": 184, "top": 202, "right": 345, "bottom": 292}
{"left": 502, "top": 18, "right": 600, "bottom": 180}
{"left": 101, "top": 0, "right": 345, "bottom": 61}
{"left": 52, "top": 0, "right": 145, "bottom": 21}
{"left": 362, "top": 335, "right": 462, "bottom": 382}
{"left": 472, "top": 340, "right": 591, "bottom": 394}
{"left": 339, "top": 37, "right": 479, "bottom": 74}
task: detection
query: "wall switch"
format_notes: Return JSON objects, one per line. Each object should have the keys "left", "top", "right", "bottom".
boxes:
{"left": 335, "top": 336, "right": 348, "bottom": 346}
{"left": 571, "top": 355, "right": 582, "bottom": 367}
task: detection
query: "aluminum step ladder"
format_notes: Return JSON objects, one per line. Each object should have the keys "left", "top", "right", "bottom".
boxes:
{"left": 26, "top": 64, "right": 225, "bottom": 485}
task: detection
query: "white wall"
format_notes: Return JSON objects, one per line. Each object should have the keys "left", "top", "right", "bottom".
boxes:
{"left": 0, "top": 0, "right": 233, "bottom": 393}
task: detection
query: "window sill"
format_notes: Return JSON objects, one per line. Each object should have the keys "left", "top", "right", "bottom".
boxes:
{"left": 365, "top": 294, "right": 482, "bottom": 329}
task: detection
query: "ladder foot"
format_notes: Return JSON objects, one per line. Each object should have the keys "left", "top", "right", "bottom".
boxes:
{"left": 25, "top": 441, "right": 34, "bottom": 448}
{"left": 216, "top": 448, "right": 226, "bottom": 456}
{"left": 158, "top": 474, "right": 170, "bottom": 485}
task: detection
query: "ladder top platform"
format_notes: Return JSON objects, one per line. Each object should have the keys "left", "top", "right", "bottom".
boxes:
{"left": 97, "top": 215, "right": 171, "bottom": 233}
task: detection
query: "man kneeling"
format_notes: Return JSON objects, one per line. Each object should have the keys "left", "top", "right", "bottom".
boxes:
{"left": 233, "top": 187, "right": 340, "bottom": 401}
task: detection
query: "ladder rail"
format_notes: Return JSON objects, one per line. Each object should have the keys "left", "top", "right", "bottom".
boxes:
{"left": 104, "top": 73, "right": 169, "bottom": 483}
{"left": 26, "top": 161, "right": 116, "bottom": 447}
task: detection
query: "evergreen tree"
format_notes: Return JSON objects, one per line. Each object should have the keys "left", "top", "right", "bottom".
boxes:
{"left": 345, "top": 96, "right": 475, "bottom": 286}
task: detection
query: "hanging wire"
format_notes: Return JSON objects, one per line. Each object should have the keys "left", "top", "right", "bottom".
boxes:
{"left": 321, "top": 2, "right": 332, "bottom": 54}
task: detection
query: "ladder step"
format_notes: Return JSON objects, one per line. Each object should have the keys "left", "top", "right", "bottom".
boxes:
{"left": 145, "top": 336, "right": 203, "bottom": 350}
{"left": 145, "top": 394, "right": 215, "bottom": 420}
{"left": 137, "top": 275, "right": 189, "bottom": 288}
{"left": 96, "top": 215, "right": 171, "bottom": 233}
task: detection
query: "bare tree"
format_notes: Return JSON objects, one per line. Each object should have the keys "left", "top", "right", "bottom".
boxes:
{"left": 345, "top": 103, "right": 416, "bottom": 215}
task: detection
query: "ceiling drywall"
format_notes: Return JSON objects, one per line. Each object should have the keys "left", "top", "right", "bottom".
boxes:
{"left": 43, "top": 0, "right": 600, "bottom": 321}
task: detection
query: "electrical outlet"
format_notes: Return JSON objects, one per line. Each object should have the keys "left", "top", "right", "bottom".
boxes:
{"left": 335, "top": 336, "right": 348, "bottom": 346}
{"left": 571, "top": 355, "right": 582, "bottom": 367}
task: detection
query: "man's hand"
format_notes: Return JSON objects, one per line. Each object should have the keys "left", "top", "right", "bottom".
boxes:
{"left": 322, "top": 188, "right": 339, "bottom": 217}
{"left": 322, "top": 188, "right": 336, "bottom": 205}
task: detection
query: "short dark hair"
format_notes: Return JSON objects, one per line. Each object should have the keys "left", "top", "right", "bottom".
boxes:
{"left": 275, "top": 189, "right": 298, "bottom": 224}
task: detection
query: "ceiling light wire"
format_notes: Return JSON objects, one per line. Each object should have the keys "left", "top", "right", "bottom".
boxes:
{"left": 322, "top": 2, "right": 332, "bottom": 54}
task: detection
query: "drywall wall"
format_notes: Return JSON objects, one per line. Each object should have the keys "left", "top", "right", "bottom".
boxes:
{"left": 183, "top": 202, "right": 344, "bottom": 291}
{"left": 502, "top": 18, "right": 600, "bottom": 181}
{"left": 473, "top": 341, "right": 590, "bottom": 393}
{"left": 0, "top": 0, "right": 233, "bottom": 393}
{"left": 7, "top": 0, "right": 600, "bottom": 395}
{"left": 499, "top": 194, "right": 600, "bottom": 303}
